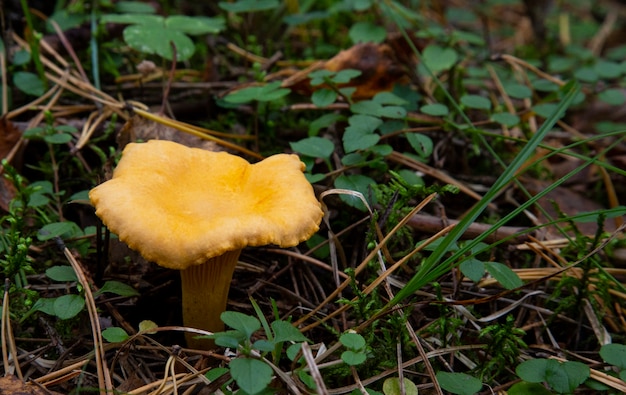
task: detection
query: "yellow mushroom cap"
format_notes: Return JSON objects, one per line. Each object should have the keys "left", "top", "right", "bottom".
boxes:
{"left": 89, "top": 140, "right": 323, "bottom": 270}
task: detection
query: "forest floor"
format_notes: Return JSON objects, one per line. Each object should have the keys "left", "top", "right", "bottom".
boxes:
{"left": 1, "top": 1, "right": 626, "bottom": 394}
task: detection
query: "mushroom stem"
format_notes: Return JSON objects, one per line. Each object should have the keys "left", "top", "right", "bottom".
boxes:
{"left": 179, "top": 249, "right": 241, "bottom": 349}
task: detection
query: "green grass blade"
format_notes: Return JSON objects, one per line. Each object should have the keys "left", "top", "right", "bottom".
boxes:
{"left": 444, "top": 135, "right": 624, "bottom": 269}
{"left": 388, "top": 81, "right": 581, "bottom": 307}
{"left": 91, "top": 2, "right": 101, "bottom": 91}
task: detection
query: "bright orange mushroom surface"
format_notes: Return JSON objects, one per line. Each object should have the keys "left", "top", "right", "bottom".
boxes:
{"left": 89, "top": 140, "right": 323, "bottom": 348}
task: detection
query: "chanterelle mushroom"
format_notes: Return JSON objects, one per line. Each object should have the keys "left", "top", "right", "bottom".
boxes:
{"left": 89, "top": 140, "right": 323, "bottom": 349}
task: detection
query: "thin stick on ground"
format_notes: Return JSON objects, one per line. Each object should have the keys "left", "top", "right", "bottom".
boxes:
{"left": 296, "top": 193, "right": 438, "bottom": 330}
{"left": 2, "top": 279, "right": 23, "bottom": 380}
{"left": 302, "top": 342, "right": 329, "bottom": 395}
{"left": 0, "top": 50, "right": 7, "bottom": 115}
{"left": 56, "top": 238, "right": 113, "bottom": 394}
{"left": 33, "top": 359, "right": 90, "bottom": 387}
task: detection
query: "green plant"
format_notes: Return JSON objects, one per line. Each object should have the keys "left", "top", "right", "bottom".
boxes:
{"left": 0, "top": 161, "right": 36, "bottom": 289}
{"left": 511, "top": 358, "right": 590, "bottom": 394}
{"left": 291, "top": 85, "right": 431, "bottom": 211}
{"left": 23, "top": 124, "right": 75, "bottom": 145}
{"left": 600, "top": 343, "right": 626, "bottom": 382}
{"left": 339, "top": 331, "right": 368, "bottom": 366}
{"left": 458, "top": 241, "right": 523, "bottom": 290}
{"left": 19, "top": 121, "right": 98, "bottom": 254}
{"left": 24, "top": 265, "right": 138, "bottom": 321}
{"left": 334, "top": 270, "right": 417, "bottom": 380}
{"left": 218, "top": 0, "right": 281, "bottom": 14}
{"left": 382, "top": 377, "right": 418, "bottom": 395}
{"left": 0, "top": 118, "right": 102, "bottom": 325}
{"left": 543, "top": 213, "right": 626, "bottom": 345}
{"left": 223, "top": 81, "right": 291, "bottom": 104}
{"left": 15, "top": 0, "right": 48, "bottom": 95}
{"left": 387, "top": 81, "right": 582, "bottom": 310}
{"left": 100, "top": 11, "right": 225, "bottom": 61}
{"left": 420, "top": 283, "right": 465, "bottom": 348}
{"left": 308, "top": 68, "right": 362, "bottom": 106}
{"left": 211, "top": 310, "right": 310, "bottom": 394}
{"left": 370, "top": 171, "right": 427, "bottom": 256}
{"left": 436, "top": 371, "right": 483, "bottom": 395}
{"left": 477, "top": 315, "right": 527, "bottom": 380}
{"left": 101, "top": 306, "right": 313, "bottom": 393}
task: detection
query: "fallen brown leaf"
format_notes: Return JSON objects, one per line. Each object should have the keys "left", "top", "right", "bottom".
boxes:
{"left": 0, "top": 116, "right": 23, "bottom": 160}
{"left": 0, "top": 375, "right": 63, "bottom": 395}
{"left": 324, "top": 42, "right": 405, "bottom": 99}
{"left": 117, "top": 114, "right": 219, "bottom": 151}
{"left": 282, "top": 42, "right": 406, "bottom": 100}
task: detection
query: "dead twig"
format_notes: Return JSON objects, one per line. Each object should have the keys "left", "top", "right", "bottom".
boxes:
{"left": 55, "top": 238, "right": 113, "bottom": 394}
{"left": 388, "top": 151, "right": 490, "bottom": 206}
{"left": 406, "top": 213, "right": 533, "bottom": 244}
{"left": 2, "top": 279, "right": 23, "bottom": 379}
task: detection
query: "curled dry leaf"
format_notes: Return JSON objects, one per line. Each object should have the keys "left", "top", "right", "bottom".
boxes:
{"left": 116, "top": 114, "right": 219, "bottom": 151}
{"left": 282, "top": 43, "right": 406, "bottom": 100}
